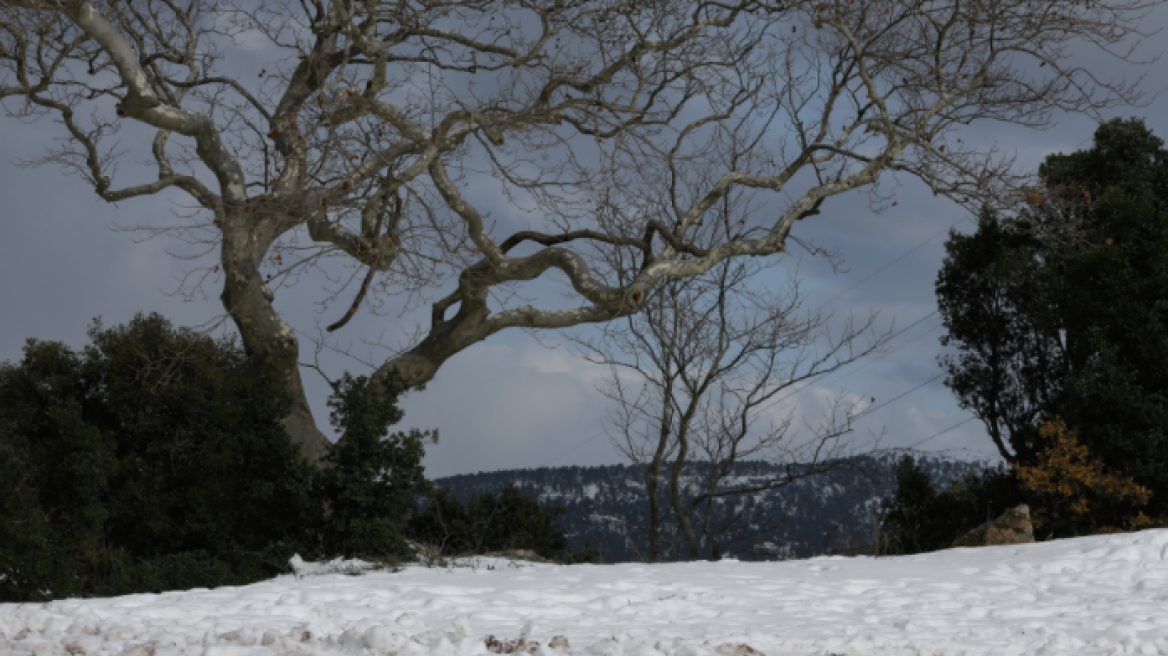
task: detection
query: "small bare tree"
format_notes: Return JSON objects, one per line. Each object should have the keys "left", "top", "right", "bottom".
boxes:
{"left": 0, "top": 0, "right": 1153, "bottom": 459}
{"left": 574, "top": 248, "right": 891, "bottom": 561}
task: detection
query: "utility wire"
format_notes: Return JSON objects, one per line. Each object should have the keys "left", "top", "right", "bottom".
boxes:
{"left": 854, "top": 372, "right": 946, "bottom": 420}
{"left": 819, "top": 218, "right": 962, "bottom": 307}
{"left": 535, "top": 216, "right": 968, "bottom": 469}
{"left": 538, "top": 428, "right": 609, "bottom": 468}
{"left": 749, "top": 214, "right": 965, "bottom": 419}
{"left": 905, "top": 417, "right": 978, "bottom": 450}
{"left": 750, "top": 309, "right": 940, "bottom": 420}
{"left": 537, "top": 319, "right": 946, "bottom": 470}
{"left": 745, "top": 214, "right": 969, "bottom": 432}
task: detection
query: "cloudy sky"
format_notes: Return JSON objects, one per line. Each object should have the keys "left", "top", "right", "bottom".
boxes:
{"left": 3, "top": 7, "right": 1167, "bottom": 479}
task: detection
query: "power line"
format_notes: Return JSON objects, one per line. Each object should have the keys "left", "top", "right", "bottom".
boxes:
{"left": 538, "top": 321, "right": 947, "bottom": 470}
{"left": 750, "top": 213, "right": 965, "bottom": 421}
{"left": 538, "top": 428, "right": 609, "bottom": 468}
{"left": 535, "top": 215, "right": 968, "bottom": 468}
{"left": 753, "top": 309, "right": 940, "bottom": 417}
{"left": 819, "top": 217, "right": 964, "bottom": 307}
{"left": 854, "top": 372, "right": 946, "bottom": 420}
{"left": 905, "top": 417, "right": 978, "bottom": 450}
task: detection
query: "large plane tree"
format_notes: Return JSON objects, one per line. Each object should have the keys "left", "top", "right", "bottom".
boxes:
{"left": 0, "top": 0, "right": 1153, "bottom": 459}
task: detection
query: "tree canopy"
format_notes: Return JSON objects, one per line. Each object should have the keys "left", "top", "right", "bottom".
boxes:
{"left": 0, "top": 0, "right": 1154, "bottom": 458}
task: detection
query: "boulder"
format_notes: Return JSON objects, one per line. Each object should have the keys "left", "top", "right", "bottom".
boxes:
{"left": 952, "top": 504, "right": 1035, "bottom": 547}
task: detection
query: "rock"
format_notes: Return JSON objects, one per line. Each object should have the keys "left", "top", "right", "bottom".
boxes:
{"left": 953, "top": 504, "right": 1035, "bottom": 547}
{"left": 715, "top": 643, "right": 763, "bottom": 656}
{"left": 64, "top": 637, "right": 103, "bottom": 655}
{"left": 549, "top": 637, "right": 570, "bottom": 652}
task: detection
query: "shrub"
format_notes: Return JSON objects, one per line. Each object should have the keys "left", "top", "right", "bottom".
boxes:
{"left": 0, "top": 341, "right": 114, "bottom": 600}
{"left": 0, "top": 314, "right": 436, "bottom": 600}
{"left": 82, "top": 315, "right": 318, "bottom": 593}
{"left": 881, "top": 456, "right": 1024, "bottom": 554}
{"left": 410, "top": 484, "right": 596, "bottom": 563}
{"left": 314, "top": 372, "right": 435, "bottom": 560}
{"left": 1014, "top": 417, "right": 1154, "bottom": 534}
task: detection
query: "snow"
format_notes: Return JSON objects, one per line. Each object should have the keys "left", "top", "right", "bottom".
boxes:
{"left": 288, "top": 555, "right": 377, "bottom": 579}
{"left": 4, "top": 530, "right": 1168, "bottom": 656}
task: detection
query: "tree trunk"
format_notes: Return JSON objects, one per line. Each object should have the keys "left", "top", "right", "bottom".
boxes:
{"left": 645, "top": 393, "right": 676, "bottom": 563}
{"left": 221, "top": 215, "right": 332, "bottom": 463}
{"left": 669, "top": 445, "right": 701, "bottom": 560}
{"left": 665, "top": 391, "right": 703, "bottom": 560}
{"left": 701, "top": 498, "right": 722, "bottom": 561}
{"left": 646, "top": 470, "right": 661, "bottom": 563}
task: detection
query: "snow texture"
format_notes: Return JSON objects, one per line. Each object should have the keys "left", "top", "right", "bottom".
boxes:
{"left": 3, "top": 530, "right": 1168, "bottom": 656}
{"left": 288, "top": 555, "right": 377, "bottom": 579}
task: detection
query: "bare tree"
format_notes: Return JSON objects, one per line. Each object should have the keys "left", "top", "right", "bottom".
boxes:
{"left": 0, "top": 0, "right": 1153, "bottom": 459}
{"left": 574, "top": 249, "right": 891, "bottom": 561}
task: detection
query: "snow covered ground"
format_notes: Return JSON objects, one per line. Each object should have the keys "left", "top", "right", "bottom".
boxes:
{"left": 3, "top": 529, "right": 1168, "bottom": 656}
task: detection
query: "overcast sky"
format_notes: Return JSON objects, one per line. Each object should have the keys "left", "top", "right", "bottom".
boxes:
{"left": 3, "top": 8, "right": 1167, "bottom": 479}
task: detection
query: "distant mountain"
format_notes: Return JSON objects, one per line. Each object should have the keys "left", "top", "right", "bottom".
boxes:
{"left": 432, "top": 450, "right": 998, "bottom": 562}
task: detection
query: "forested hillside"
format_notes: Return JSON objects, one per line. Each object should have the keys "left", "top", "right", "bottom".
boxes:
{"left": 434, "top": 451, "right": 993, "bottom": 561}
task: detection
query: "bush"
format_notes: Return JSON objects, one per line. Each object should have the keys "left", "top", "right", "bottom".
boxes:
{"left": 410, "top": 484, "right": 596, "bottom": 563}
{"left": 1014, "top": 418, "right": 1155, "bottom": 535}
{"left": 0, "top": 313, "right": 435, "bottom": 600}
{"left": 314, "top": 372, "right": 435, "bottom": 560}
{"left": 0, "top": 315, "right": 318, "bottom": 600}
{"left": 0, "top": 342, "right": 114, "bottom": 600}
{"left": 881, "top": 456, "right": 1024, "bottom": 554}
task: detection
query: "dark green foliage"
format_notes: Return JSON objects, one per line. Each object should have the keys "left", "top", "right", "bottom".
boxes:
{"left": 466, "top": 485, "right": 568, "bottom": 557}
{"left": 881, "top": 457, "right": 1024, "bottom": 554}
{"left": 410, "top": 484, "right": 596, "bottom": 562}
{"left": 936, "top": 213, "right": 1063, "bottom": 465}
{"left": 85, "top": 316, "right": 318, "bottom": 588}
{"left": 409, "top": 487, "right": 478, "bottom": 553}
{"left": 937, "top": 118, "right": 1168, "bottom": 525}
{"left": 0, "top": 314, "right": 317, "bottom": 600}
{"left": 879, "top": 457, "right": 941, "bottom": 555}
{"left": 1047, "top": 121, "right": 1168, "bottom": 520}
{"left": 0, "top": 342, "right": 114, "bottom": 600}
{"left": 0, "top": 313, "right": 434, "bottom": 601}
{"left": 315, "top": 373, "right": 435, "bottom": 559}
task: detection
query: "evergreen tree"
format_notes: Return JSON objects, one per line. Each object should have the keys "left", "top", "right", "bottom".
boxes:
{"left": 464, "top": 485, "right": 570, "bottom": 557}
{"left": 82, "top": 315, "right": 318, "bottom": 590}
{"left": 936, "top": 214, "right": 1064, "bottom": 465}
{"left": 409, "top": 487, "right": 478, "bottom": 554}
{"left": 937, "top": 118, "right": 1168, "bottom": 526}
{"left": 880, "top": 457, "right": 939, "bottom": 554}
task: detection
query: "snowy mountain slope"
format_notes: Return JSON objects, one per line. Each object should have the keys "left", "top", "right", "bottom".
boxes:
{"left": 2, "top": 529, "right": 1167, "bottom": 656}
{"left": 434, "top": 451, "right": 997, "bottom": 561}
